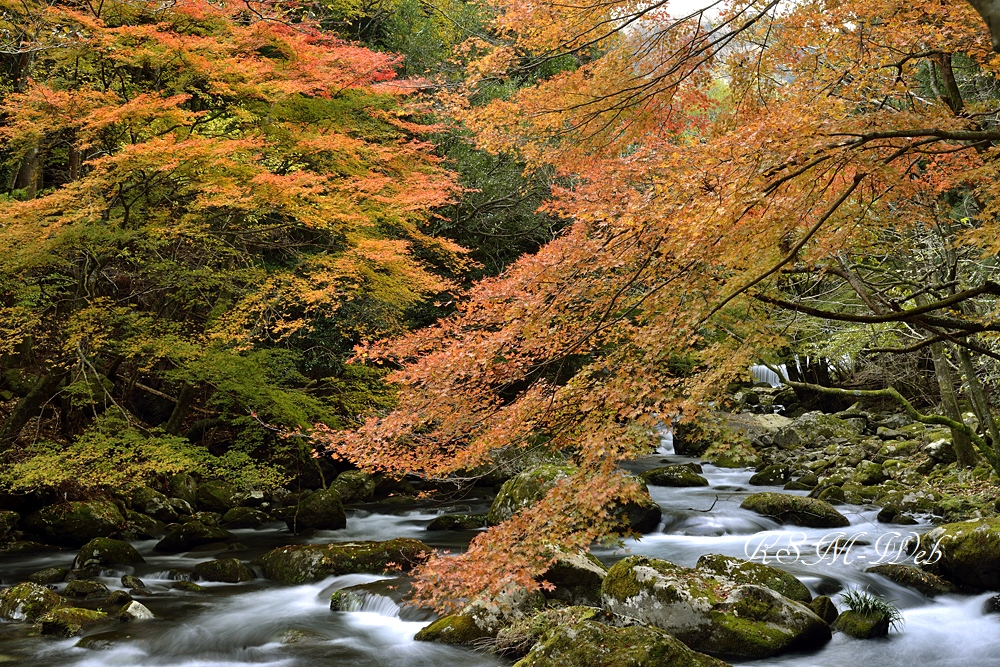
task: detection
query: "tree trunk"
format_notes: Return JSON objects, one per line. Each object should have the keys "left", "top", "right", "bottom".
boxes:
{"left": 164, "top": 383, "right": 194, "bottom": 435}
{"left": 14, "top": 147, "right": 40, "bottom": 198}
{"left": 929, "top": 341, "right": 978, "bottom": 467}
{"left": 958, "top": 346, "right": 1000, "bottom": 455}
{"left": 966, "top": 0, "right": 1000, "bottom": 52}
{"left": 0, "top": 370, "right": 68, "bottom": 449}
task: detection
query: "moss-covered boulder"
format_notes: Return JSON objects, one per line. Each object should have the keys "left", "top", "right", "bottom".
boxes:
{"left": 495, "top": 606, "right": 603, "bottom": 658}
{"left": 426, "top": 514, "right": 486, "bottom": 531}
{"left": 285, "top": 488, "right": 346, "bottom": 534}
{"left": 122, "top": 510, "right": 166, "bottom": 539}
{"left": 832, "top": 610, "right": 889, "bottom": 638}
{"left": 74, "top": 537, "right": 144, "bottom": 570}
{"left": 333, "top": 471, "right": 376, "bottom": 503}
{"left": 255, "top": 538, "right": 430, "bottom": 585}
{"left": 0, "top": 510, "right": 19, "bottom": 540}
{"left": 37, "top": 607, "right": 109, "bottom": 637}
{"left": 415, "top": 586, "right": 545, "bottom": 645}
{"left": 696, "top": 554, "right": 811, "bottom": 603}
{"left": 153, "top": 520, "right": 233, "bottom": 553}
{"left": 26, "top": 501, "right": 126, "bottom": 546}
{"left": 853, "top": 461, "right": 887, "bottom": 486}
{"left": 64, "top": 580, "right": 110, "bottom": 598}
{"left": 773, "top": 412, "right": 863, "bottom": 449}
{"left": 220, "top": 507, "right": 270, "bottom": 529}
{"left": 131, "top": 486, "right": 183, "bottom": 523}
{"left": 0, "top": 582, "right": 63, "bottom": 621}
{"left": 487, "top": 464, "right": 660, "bottom": 533}
{"left": 414, "top": 614, "right": 493, "bottom": 645}
{"left": 539, "top": 551, "right": 607, "bottom": 606}
{"left": 168, "top": 472, "right": 199, "bottom": 506}
{"left": 741, "top": 492, "right": 850, "bottom": 528}
{"left": 196, "top": 480, "right": 239, "bottom": 513}
{"left": 172, "top": 580, "right": 205, "bottom": 592}
{"left": 749, "top": 464, "right": 793, "bottom": 486}
{"left": 513, "top": 618, "right": 732, "bottom": 667}
{"left": 865, "top": 564, "right": 957, "bottom": 597}
{"left": 920, "top": 518, "right": 1000, "bottom": 590}
{"left": 642, "top": 465, "right": 710, "bottom": 487}
{"left": 809, "top": 596, "right": 839, "bottom": 624}
{"left": 601, "top": 556, "right": 830, "bottom": 659}
{"left": 194, "top": 557, "right": 255, "bottom": 583}
{"left": 27, "top": 567, "right": 69, "bottom": 584}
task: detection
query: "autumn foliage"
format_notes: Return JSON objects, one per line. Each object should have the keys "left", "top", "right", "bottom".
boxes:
{"left": 318, "top": 0, "right": 1000, "bottom": 608}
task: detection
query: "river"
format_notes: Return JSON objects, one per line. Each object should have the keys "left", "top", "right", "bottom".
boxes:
{"left": 2, "top": 445, "right": 999, "bottom": 666}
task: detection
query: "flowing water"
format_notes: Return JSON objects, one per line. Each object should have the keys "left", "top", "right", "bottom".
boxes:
{"left": 2, "top": 444, "right": 999, "bottom": 666}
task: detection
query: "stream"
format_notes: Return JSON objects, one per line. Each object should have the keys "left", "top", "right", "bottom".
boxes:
{"left": 2, "top": 441, "right": 999, "bottom": 666}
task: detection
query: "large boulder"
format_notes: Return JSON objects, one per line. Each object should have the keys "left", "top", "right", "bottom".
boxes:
{"left": 37, "top": 607, "right": 108, "bottom": 637}
{"left": 696, "top": 554, "right": 811, "bottom": 603}
{"left": 539, "top": 550, "right": 607, "bottom": 605}
{"left": 740, "top": 492, "right": 850, "bottom": 528}
{"left": 865, "top": 564, "right": 957, "bottom": 597}
{"left": 220, "top": 507, "right": 270, "bottom": 529}
{"left": 641, "top": 465, "right": 709, "bottom": 487}
{"left": 601, "top": 556, "right": 830, "bottom": 659}
{"left": 74, "top": 537, "right": 144, "bottom": 570}
{"left": 0, "top": 582, "right": 63, "bottom": 621}
{"left": 415, "top": 586, "right": 545, "bottom": 644}
{"left": 64, "top": 580, "right": 110, "bottom": 598}
{"left": 426, "top": 514, "right": 486, "bottom": 531}
{"left": 487, "top": 464, "right": 660, "bottom": 533}
{"left": 196, "top": 480, "right": 239, "bottom": 513}
{"left": 333, "top": 471, "right": 376, "bottom": 503}
{"left": 168, "top": 473, "right": 199, "bottom": 507}
{"left": 194, "top": 557, "right": 255, "bottom": 583}
{"left": 921, "top": 518, "right": 1000, "bottom": 590}
{"left": 773, "top": 412, "right": 862, "bottom": 449}
{"left": 131, "top": 486, "right": 185, "bottom": 523}
{"left": 255, "top": 538, "right": 430, "bottom": 585}
{"left": 285, "top": 488, "right": 346, "bottom": 533}
{"left": 0, "top": 510, "right": 19, "bottom": 540}
{"left": 832, "top": 610, "right": 889, "bottom": 638}
{"left": 153, "top": 520, "right": 233, "bottom": 553}
{"left": 26, "top": 501, "right": 125, "bottom": 546}
{"left": 118, "top": 600, "right": 154, "bottom": 622}
{"left": 749, "top": 464, "right": 793, "bottom": 486}
{"left": 513, "top": 618, "right": 731, "bottom": 667}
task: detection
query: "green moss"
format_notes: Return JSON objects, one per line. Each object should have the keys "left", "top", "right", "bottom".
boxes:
{"left": 255, "top": 538, "right": 431, "bottom": 585}
{"left": 740, "top": 492, "right": 850, "bottom": 528}
{"left": 37, "top": 607, "right": 109, "bottom": 637}
{"left": 0, "top": 582, "right": 64, "bottom": 622}
{"left": 832, "top": 610, "right": 890, "bottom": 638}
{"left": 696, "top": 554, "right": 811, "bottom": 603}
{"left": 413, "top": 614, "right": 492, "bottom": 645}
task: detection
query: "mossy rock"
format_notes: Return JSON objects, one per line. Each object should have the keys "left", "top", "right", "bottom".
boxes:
{"left": 921, "top": 518, "right": 1000, "bottom": 590}
{"left": 0, "top": 582, "right": 63, "bottom": 621}
{"left": 27, "top": 567, "right": 69, "bottom": 584}
{"left": 333, "top": 471, "right": 376, "bottom": 503}
{"left": 220, "top": 507, "right": 270, "bottom": 529}
{"left": 26, "top": 501, "right": 126, "bottom": 546}
{"left": 104, "top": 590, "right": 133, "bottom": 607}
{"left": 194, "top": 558, "right": 255, "bottom": 583}
{"left": 64, "top": 580, "right": 110, "bottom": 598}
{"left": 865, "top": 564, "right": 956, "bottom": 597}
{"left": 121, "top": 575, "right": 145, "bottom": 589}
{"left": 773, "top": 412, "right": 863, "bottom": 449}
{"left": 740, "top": 492, "right": 850, "bottom": 528}
{"left": 487, "top": 464, "right": 576, "bottom": 526}
{"left": 118, "top": 600, "right": 154, "bottom": 621}
{"left": 495, "top": 606, "right": 602, "bottom": 658}
{"left": 74, "top": 537, "right": 144, "bottom": 569}
{"left": 809, "top": 596, "right": 839, "bottom": 624}
{"left": 122, "top": 510, "right": 166, "bottom": 539}
{"left": 749, "top": 464, "right": 793, "bottom": 486}
{"left": 414, "top": 614, "right": 492, "bottom": 645}
{"left": 285, "top": 488, "right": 346, "bottom": 534}
{"left": 696, "top": 554, "right": 811, "bottom": 603}
{"left": 153, "top": 520, "right": 233, "bottom": 553}
{"left": 255, "top": 538, "right": 431, "bottom": 585}
{"left": 816, "top": 485, "right": 845, "bottom": 505}
{"left": 540, "top": 550, "right": 607, "bottom": 606}
{"left": 512, "top": 618, "right": 731, "bottom": 667}
{"left": 0, "top": 510, "right": 19, "bottom": 540}
{"left": 642, "top": 465, "right": 710, "bottom": 487}
{"left": 167, "top": 473, "right": 199, "bottom": 506}
{"left": 37, "top": 607, "right": 109, "bottom": 637}
{"left": 131, "top": 487, "right": 181, "bottom": 523}
{"left": 832, "top": 610, "right": 889, "bottom": 638}
{"left": 426, "top": 514, "right": 486, "bottom": 531}
{"left": 853, "top": 461, "right": 887, "bottom": 486}
{"left": 601, "top": 556, "right": 830, "bottom": 659}
{"left": 172, "top": 581, "right": 205, "bottom": 592}
{"left": 196, "top": 480, "right": 239, "bottom": 513}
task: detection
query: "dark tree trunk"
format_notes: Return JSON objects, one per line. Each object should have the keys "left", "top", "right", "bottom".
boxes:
{"left": 0, "top": 370, "right": 68, "bottom": 448}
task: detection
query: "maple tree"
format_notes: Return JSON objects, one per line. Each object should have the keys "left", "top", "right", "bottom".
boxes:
{"left": 318, "top": 0, "right": 1000, "bottom": 608}
{"left": 0, "top": 0, "right": 464, "bottom": 490}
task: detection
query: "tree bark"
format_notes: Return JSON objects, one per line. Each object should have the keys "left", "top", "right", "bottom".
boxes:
{"left": 0, "top": 370, "right": 68, "bottom": 449}
{"left": 958, "top": 346, "right": 1000, "bottom": 454}
{"left": 164, "top": 383, "right": 194, "bottom": 435}
{"left": 929, "top": 341, "right": 978, "bottom": 467}
{"left": 967, "top": 0, "right": 1000, "bottom": 52}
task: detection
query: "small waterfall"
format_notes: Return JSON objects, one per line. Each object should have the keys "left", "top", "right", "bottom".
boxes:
{"left": 750, "top": 364, "right": 784, "bottom": 387}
